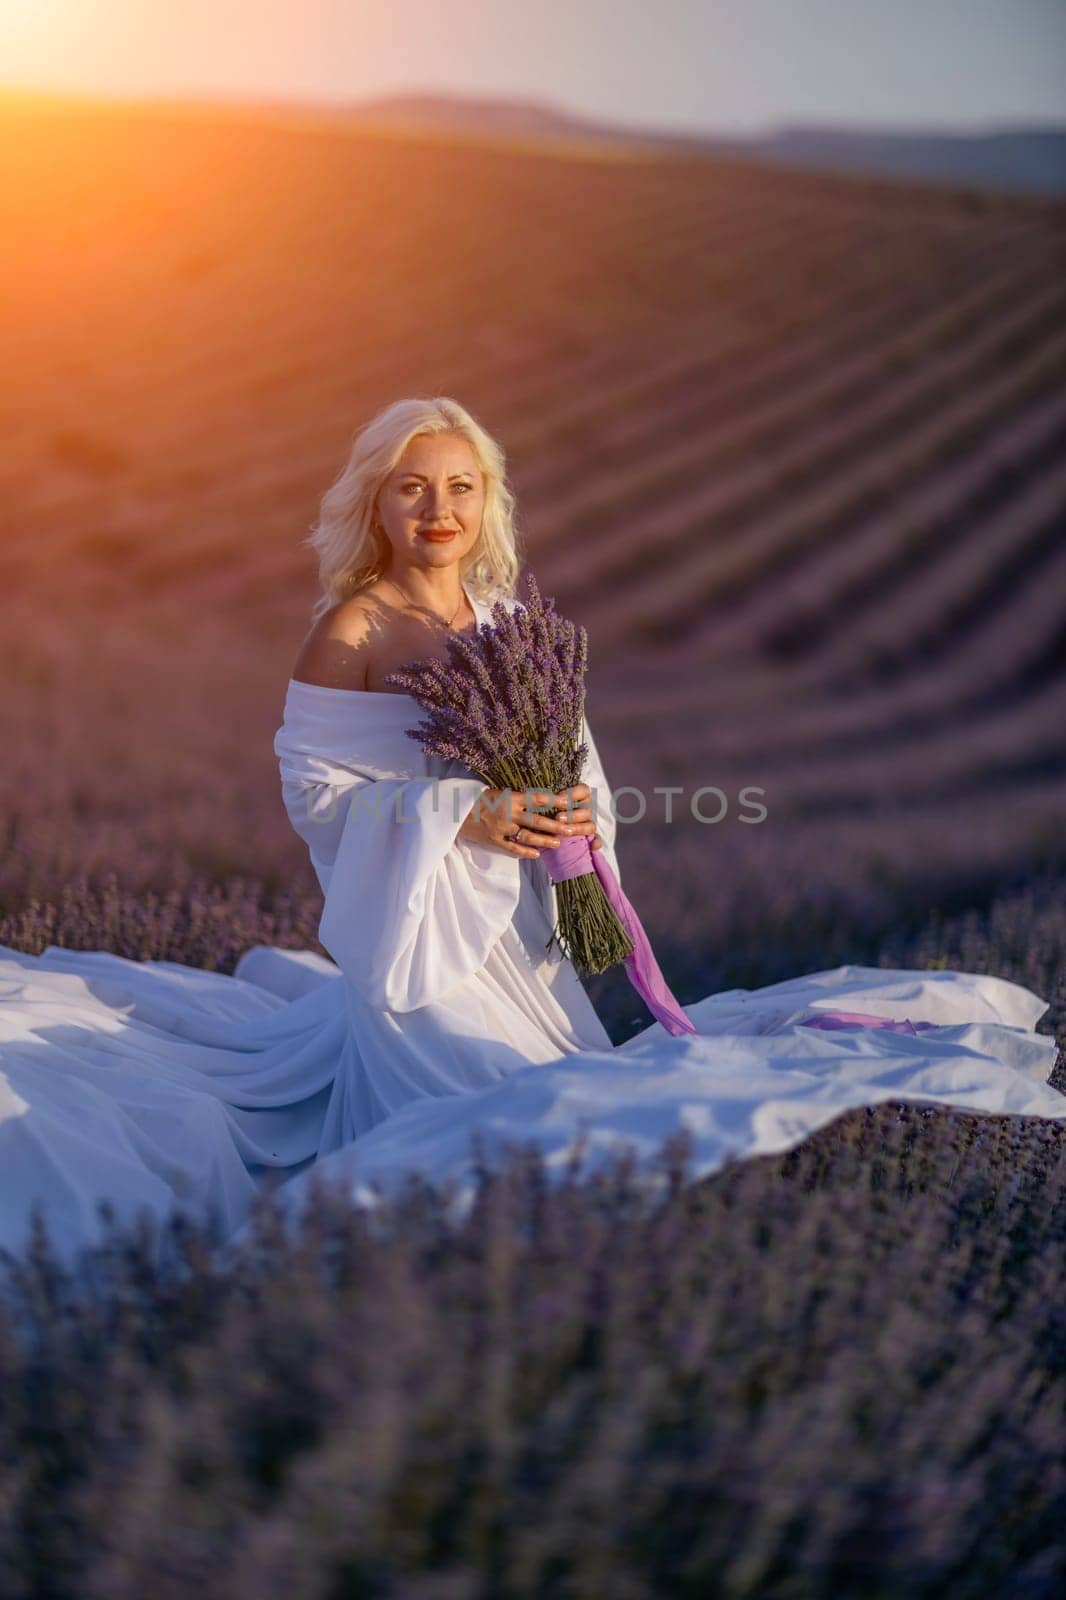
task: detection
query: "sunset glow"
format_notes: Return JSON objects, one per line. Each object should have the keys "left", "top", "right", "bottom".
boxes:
{"left": 1, "top": 0, "right": 1063, "bottom": 136}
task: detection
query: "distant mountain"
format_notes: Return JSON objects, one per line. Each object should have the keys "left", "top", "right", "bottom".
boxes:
{"left": 724, "top": 122, "right": 1066, "bottom": 198}
{"left": 341, "top": 92, "right": 617, "bottom": 142}
{"left": 349, "top": 94, "right": 1066, "bottom": 196}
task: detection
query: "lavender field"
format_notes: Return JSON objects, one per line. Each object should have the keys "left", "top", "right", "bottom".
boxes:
{"left": 2, "top": 97, "right": 1065, "bottom": 962}
{"left": 1, "top": 1067, "right": 1063, "bottom": 1598}
{"left": 1, "top": 92, "right": 1065, "bottom": 1594}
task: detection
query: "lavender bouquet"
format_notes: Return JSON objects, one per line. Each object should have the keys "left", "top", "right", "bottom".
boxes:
{"left": 383, "top": 573, "right": 634, "bottom": 977}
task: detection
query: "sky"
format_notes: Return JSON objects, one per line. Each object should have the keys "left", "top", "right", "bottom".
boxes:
{"left": 1, "top": 0, "right": 1064, "bottom": 137}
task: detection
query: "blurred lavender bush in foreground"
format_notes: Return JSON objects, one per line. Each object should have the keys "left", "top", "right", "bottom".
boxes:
{"left": 0, "top": 1101, "right": 1062, "bottom": 1599}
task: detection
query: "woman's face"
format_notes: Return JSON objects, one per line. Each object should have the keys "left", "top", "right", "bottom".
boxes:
{"left": 374, "top": 433, "right": 485, "bottom": 574}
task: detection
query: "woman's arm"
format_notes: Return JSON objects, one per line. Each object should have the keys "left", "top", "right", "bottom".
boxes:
{"left": 315, "top": 771, "right": 524, "bottom": 1013}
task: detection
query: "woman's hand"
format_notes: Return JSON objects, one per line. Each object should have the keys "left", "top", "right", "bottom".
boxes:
{"left": 458, "top": 784, "right": 603, "bottom": 860}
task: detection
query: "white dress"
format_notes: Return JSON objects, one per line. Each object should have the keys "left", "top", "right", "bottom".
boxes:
{"left": 1, "top": 584, "right": 1063, "bottom": 1266}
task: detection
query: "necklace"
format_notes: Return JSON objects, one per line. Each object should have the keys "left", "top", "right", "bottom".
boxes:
{"left": 386, "top": 578, "right": 467, "bottom": 631}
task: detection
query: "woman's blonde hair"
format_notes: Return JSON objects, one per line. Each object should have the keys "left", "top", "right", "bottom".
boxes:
{"left": 304, "top": 396, "right": 523, "bottom": 623}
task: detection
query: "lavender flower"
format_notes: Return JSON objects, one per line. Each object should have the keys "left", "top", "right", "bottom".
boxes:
{"left": 382, "top": 573, "right": 631, "bottom": 974}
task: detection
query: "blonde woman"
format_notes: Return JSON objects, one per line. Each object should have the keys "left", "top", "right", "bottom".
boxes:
{"left": 273, "top": 395, "right": 623, "bottom": 1145}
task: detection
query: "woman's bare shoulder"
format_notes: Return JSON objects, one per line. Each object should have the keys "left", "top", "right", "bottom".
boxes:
{"left": 290, "top": 596, "right": 379, "bottom": 691}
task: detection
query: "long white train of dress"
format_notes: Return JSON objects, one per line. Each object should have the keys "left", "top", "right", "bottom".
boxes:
{"left": 1, "top": 586, "right": 1063, "bottom": 1266}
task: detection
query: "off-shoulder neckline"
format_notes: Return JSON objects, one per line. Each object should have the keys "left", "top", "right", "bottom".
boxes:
{"left": 286, "top": 679, "right": 415, "bottom": 702}
{"left": 288, "top": 580, "right": 502, "bottom": 700}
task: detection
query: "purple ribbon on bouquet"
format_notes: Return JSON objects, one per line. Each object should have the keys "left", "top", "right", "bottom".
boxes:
{"left": 541, "top": 836, "right": 697, "bottom": 1038}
